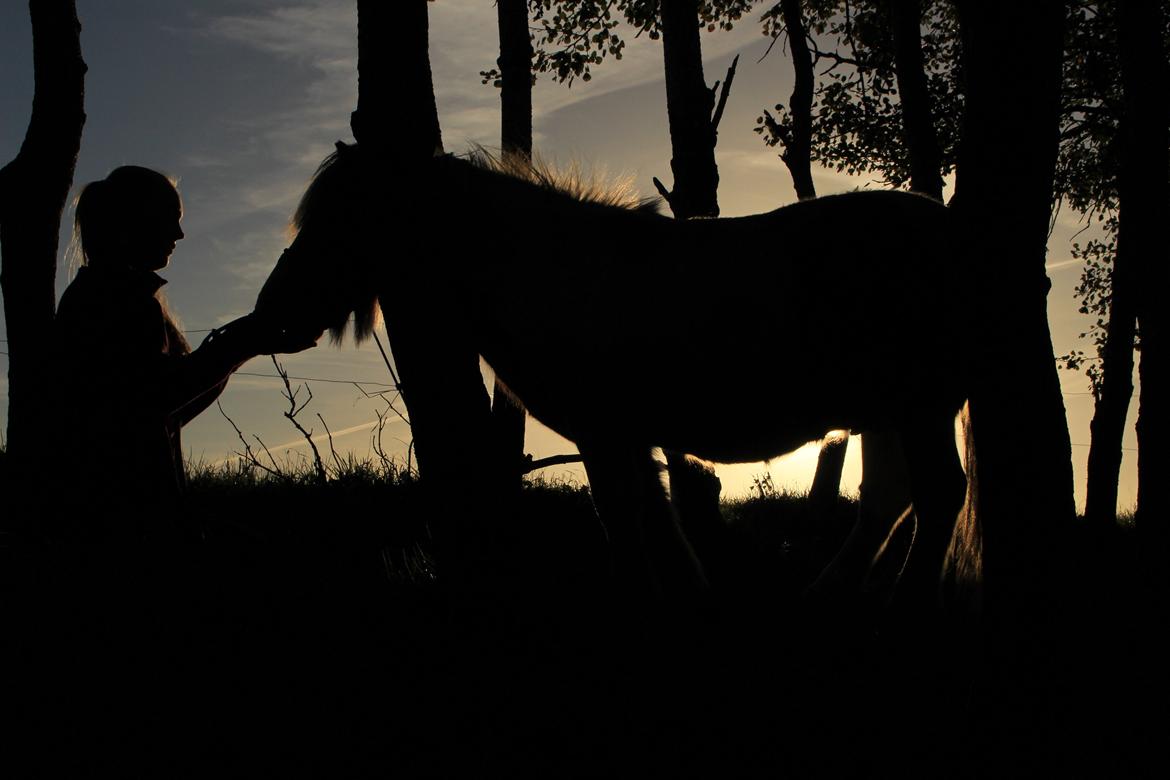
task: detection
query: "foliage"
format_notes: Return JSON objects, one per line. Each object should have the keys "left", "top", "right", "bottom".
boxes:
{"left": 1053, "top": 2, "right": 1170, "bottom": 391}
{"left": 1054, "top": 4, "right": 1121, "bottom": 396}
{"left": 1057, "top": 214, "right": 1120, "bottom": 398}
{"left": 1053, "top": 1, "right": 1123, "bottom": 397}
{"left": 1057, "top": 1, "right": 1123, "bottom": 218}
{"left": 748, "top": 2, "right": 1151, "bottom": 394}
{"left": 753, "top": 0, "right": 963, "bottom": 189}
{"left": 481, "top": 0, "right": 758, "bottom": 87}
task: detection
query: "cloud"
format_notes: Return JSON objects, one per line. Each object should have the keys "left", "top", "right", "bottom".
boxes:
{"left": 430, "top": 4, "right": 767, "bottom": 149}
{"left": 192, "top": 3, "right": 769, "bottom": 161}
{"left": 192, "top": 0, "right": 359, "bottom": 187}
{"left": 207, "top": 228, "right": 290, "bottom": 290}
{"left": 1045, "top": 257, "right": 1084, "bottom": 273}
{"left": 202, "top": 2, "right": 357, "bottom": 61}
{"left": 269, "top": 418, "right": 403, "bottom": 453}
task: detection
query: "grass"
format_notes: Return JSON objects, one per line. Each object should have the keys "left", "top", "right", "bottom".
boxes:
{"left": 0, "top": 450, "right": 1153, "bottom": 777}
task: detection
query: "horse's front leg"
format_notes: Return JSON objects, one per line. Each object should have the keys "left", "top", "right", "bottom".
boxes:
{"left": 577, "top": 442, "right": 708, "bottom": 597}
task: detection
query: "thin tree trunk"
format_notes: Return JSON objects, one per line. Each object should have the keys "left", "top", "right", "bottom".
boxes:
{"left": 0, "top": 0, "right": 86, "bottom": 473}
{"left": 814, "top": 0, "right": 948, "bottom": 513}
{"left": 778, "top": 0, "right": 816, "bottom": 201}
{"left": 890, "top": 0, "right": 943, "bottom": 200}
{"left": 658, "top": 0, "right": 720, "bottom": 219}
{"left": 838, "top": 0, "right": 947, "bottom": 549}
{"left": 1083, "top": 237, "right": 1135, "bottom": 527}
{"left": 1119, "top": 0, "right": 1168, "bottom": 542}
{"left": 654, "top": 3, "right": 737, "bottom": 558}
{"left": 773, "top": 0, "right": 848, "bottom": 509}
{"left": 491, "top": 0, "right": 533, "bottom": 488}
{"left": 497, "top": 0, "right": 533, "bottom": 159}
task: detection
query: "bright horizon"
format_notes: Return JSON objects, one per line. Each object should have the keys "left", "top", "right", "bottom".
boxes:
{"left": 0, "top": 1, "right": 1135, "bottom": 512}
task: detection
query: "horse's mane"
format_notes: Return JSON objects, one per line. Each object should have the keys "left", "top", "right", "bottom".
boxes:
{"left": 292, "top": 143, "right": 660, "bottom": 237}
{"left": 464, "top": 147, "right": 662, "bottom": 215}
{"left": 291, "top": 147, "right": 346, "bottom": 235}
{"left": 287, "top": 145, "right": 380, "bottom": 343}
{"left": 283, "top": 142, "right": 661, "bottom": 344}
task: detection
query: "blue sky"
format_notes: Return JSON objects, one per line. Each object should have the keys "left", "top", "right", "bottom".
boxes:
{"left": 0, "top": 1, "right": 1134, "bottom": 511}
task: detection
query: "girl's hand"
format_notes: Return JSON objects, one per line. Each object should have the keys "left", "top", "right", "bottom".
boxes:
{"left": 247, "top": 315, "right": 323, "bottom": 355}
{"left": 208, "top": 314, "right": 323, "bottom": 357}
{"left": 264, "top": 325, "right": 323, "bottom": 355}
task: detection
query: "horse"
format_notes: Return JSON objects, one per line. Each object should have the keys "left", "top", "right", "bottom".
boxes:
{"left": 256, "top": 142, "right": 973, "bottom": 603}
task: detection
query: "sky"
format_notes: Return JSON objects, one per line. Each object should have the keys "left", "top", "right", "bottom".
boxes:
{"left": 0, "top": 0, "right": 1137, "bottom": 512}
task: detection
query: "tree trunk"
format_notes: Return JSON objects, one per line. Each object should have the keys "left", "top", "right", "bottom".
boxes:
{"left": 955, "top": 0, "right": 1074, "bottom": 576}
{"left": 351, "top": 0, "right": 442, "bottom": 159}
{"left": 351, "top": 0, "right": 495, "bottom": 491}
{"left": 491, "top": 0, "right": 533, "bottom": 488}
{"left": 497, "top": 0, "right": 533, "bottom": 159}
{"left": 890, "top": 0, "right": 943, "bottom": 200}
{"left": 773, "top": 0, "right": 848, "bottom": 509}
{"left": 1119, "top": 0, "right": 1169, "bottom": 543}
{"left": 834, "top": 0, "right": 947, "bottom": 549}
{"left": 1083, "top": 237, "right": 1135, "bottom": 528}
{"left": 659, "top": 0, "right": 720, "bottom": 219}
{"left": 954, "top": 1, "right": 1074, "bottom": 769}
{"left": 0, "top": 0, "right": 86, "bottom": 474}
{"left": 778, "top": 0, "right": 816, "bottom": 201}
{"left": 812, "top": 0, "right": 948, "bottom": 513}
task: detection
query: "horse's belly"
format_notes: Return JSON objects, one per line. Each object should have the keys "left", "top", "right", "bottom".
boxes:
{"left": 477, "top": 252, "right": 969, "bottom": 461}
{"left": 642, "top": 388, "right": 853, "bottom": 464}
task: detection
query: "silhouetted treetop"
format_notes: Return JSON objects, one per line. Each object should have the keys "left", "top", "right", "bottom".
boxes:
{"left": 755, "top": 0, "right": 962, "bottom": 190}
{"left": 1055, "top": 2, "right": 1170, "bottom": 391}
{"left": 481, "top": 0, "right": 755, "bottom": 87}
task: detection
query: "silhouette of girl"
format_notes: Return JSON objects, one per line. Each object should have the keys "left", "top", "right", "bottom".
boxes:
{"left": 55, "top": 165, "right": 316, "bottom": 539}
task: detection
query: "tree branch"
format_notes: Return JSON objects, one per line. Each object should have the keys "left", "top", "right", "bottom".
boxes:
{"left": 710, "top": 54, "right": 740, "bottom": 134}
{"left": 273, "top": 355, "right": 325, "bottom": 483}
{"left": 522, "top": 453, "right": 585, "bottom": 474}
{"left": 652, "top": 176, "right": 673, "bottom": 204}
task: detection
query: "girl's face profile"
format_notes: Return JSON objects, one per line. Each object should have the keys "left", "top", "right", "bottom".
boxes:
{"left": 130, "top": 190, "right": 184, "bottom": 271}
{"left": 77, "top": 166, "right": 186, "bottom": 272}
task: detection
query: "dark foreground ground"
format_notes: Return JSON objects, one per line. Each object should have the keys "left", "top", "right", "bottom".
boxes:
{"left": 0, "top": 474, "right": 1156, "bottom": 778}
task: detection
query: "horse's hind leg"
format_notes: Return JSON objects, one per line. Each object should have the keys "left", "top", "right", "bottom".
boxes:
{"left": 896, "top": 412, "right": 967, "bottom": 610}
{"left": 808, "top": 430, "right": 913, "bottom": 601}
{"left": 578, "top": 443, "right": 708, "bottom": 596}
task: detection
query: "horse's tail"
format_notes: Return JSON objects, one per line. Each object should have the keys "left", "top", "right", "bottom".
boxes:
{"left": 942, "top": 400, "right": 984, "bottom": 613}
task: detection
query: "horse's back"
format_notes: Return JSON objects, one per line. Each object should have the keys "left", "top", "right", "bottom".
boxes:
{"left": 473, "top": 187, "right": 968, "bottom": 460}
{"left": 641, "top": 192, "right": 967, "bottom": 457}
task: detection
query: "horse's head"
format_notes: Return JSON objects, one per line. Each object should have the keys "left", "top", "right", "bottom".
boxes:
{"left": 255, "top": 141, "right": 385, "bottom": 344}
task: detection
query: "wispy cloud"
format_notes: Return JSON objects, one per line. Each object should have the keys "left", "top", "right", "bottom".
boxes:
{"left": 197, "top": 2, "right": 357, "bottom": 148}
{"left": 430, "top": 4, "right": 766, "bottom": 149}
{"left": 203, "top": 3, "right": 357, "bottom": 60}
{"left": 207, "top": 228, "right": 290, "bottom": 290}
{"left": 192, "top": 3, "right": 768, "bottom": 160}
{"left": 1045, "top": 257, "right": 1084, "bottom": 273}
{"left": 266, "top": 418, "right": 402, "bottom": 454}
